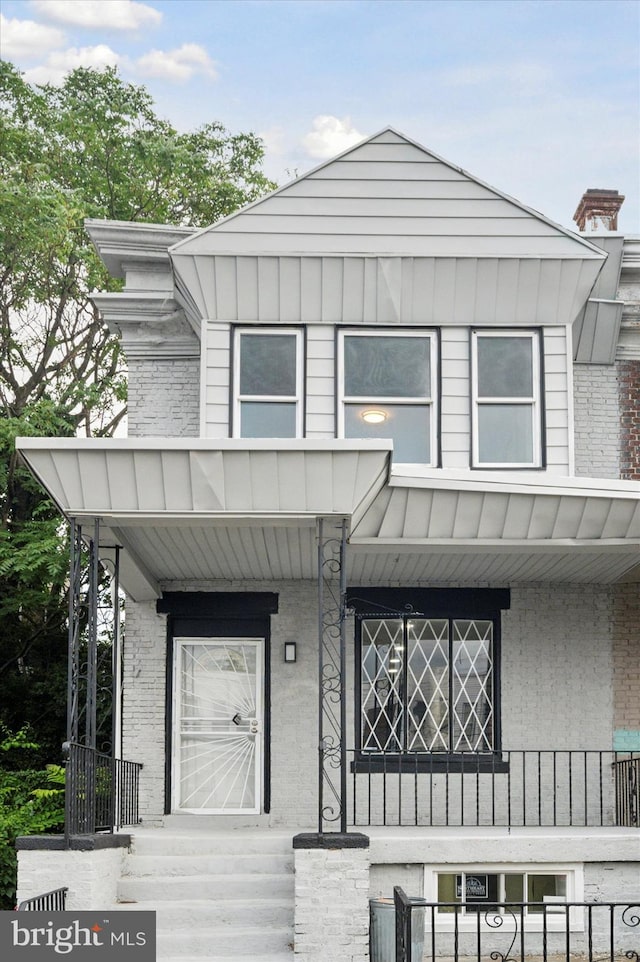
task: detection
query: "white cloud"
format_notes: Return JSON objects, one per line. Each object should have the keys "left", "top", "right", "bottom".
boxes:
{"left": 0, "top": 14, "right": 66, "bottom": 59}
{"left": 24, "top": 45, "right": 121, "bottom": 84}
{"left": 32, "top": 0, "right": 162, "bottom": 31}
{"left": 302, "top": 115, "right": 365, "bottom": 159}
{"left": 136, "top": 44, "right": 217, "bottom": 82}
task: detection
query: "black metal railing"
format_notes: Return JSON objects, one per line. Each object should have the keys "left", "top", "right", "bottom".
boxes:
{"left": 394, "top": 886, "right": 427, "bottom": 962}
{"left": 64, "top": 742, "right": 142, "bottom": 839}
{"left": 348, "top": 749, "right": 640, "bottom": 827}
{"left": 615, "top": 753, "right": 640, "bottom": 827}
{"left": 403, "top": 900, "right": 640, "bottom": 962}
{"left": 17, "top": 887, "right": 68, "bottom": 911}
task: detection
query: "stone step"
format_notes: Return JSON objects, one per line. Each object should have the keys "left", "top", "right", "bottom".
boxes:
{"left": 118, "top": 873, "right": 294, "bottom": 902}
{"left": 115, "top": 898, "right": 293, "bottom": 927}
{"left": 124, "top": 853, "right": 293, "bottom": 877}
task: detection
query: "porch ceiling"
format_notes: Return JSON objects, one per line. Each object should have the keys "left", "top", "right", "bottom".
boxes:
{"left": 16, "top": 438, "right": 640, "bottom": 599}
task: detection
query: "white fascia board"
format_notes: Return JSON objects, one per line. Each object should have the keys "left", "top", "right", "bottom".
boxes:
{"left": 389, "top": 466, "right": 640, "bottom": 500}
{"left": 17, "top": 437, "right": 393, "bottom": 454}
{"left": 348, "top": 538, "right": 640, "bottom": 551}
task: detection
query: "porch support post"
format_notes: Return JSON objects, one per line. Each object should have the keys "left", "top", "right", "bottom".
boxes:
{"left": 67, "top": 518, "right": 83, "bottom": 745}
{"left": 317, "top": 517, "right": 348, "bottom": 834}
{"left": 85, "top": 517, "right": 100, "bottom": 749}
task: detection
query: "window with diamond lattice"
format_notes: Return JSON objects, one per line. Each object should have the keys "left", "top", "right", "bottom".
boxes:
{"left": 359, "top": 616, "right": 495, "bottom": 754}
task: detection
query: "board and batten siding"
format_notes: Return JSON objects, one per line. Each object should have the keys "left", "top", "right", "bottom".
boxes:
{"left": 173, "top": 253, "right": 599, "bottom": 331}
{"left": 201, "top": 320, "right": 571, "bottom": 475}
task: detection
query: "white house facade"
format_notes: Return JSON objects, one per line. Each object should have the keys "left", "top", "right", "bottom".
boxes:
{"left": 16, "top": 129, "right": 640, "bottom": 962}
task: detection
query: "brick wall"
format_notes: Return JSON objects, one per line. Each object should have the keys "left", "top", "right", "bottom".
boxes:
{"left": 612, "top": 582, "right": 640, "bottom": 750}
{"left": 572, "top": 365, "right": 621, "bottom": 477}
{"left": 619, "top": 359, "right": 640, "bottom": 479}
{"left": 615, "top": 360, "right": 640, "bottom": 750}
{"left": 17, "top": 848, "right": 125, "bottom": 910}
{"left": 294, "top": 845, "right": 370, "bottom": 961}
{"left": 121, "top": 601, "right": 168, "bottom": 820}
{"left": 123, "top": 581, "right": 616, "bottom": 823}
{"left": 127, "top": 357, "right": 200, "bottom": 437}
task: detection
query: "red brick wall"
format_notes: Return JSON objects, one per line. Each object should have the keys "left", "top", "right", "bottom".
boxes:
{"left": 615, "top": 360, "right": 640, "bottom": 747}
{"left": 619, "top": 360, "right": 640, "bottom": 479}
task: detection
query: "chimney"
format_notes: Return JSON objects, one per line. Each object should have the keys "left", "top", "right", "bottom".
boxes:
{"left": 573, "top": 189, "right": 625, "bottom": 232}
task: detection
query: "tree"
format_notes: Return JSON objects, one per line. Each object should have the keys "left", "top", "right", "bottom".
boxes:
{"left": 0, "top": 62, "right": 276, "bottom": 760}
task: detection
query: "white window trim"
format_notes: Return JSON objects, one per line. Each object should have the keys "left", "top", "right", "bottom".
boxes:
{"left": 233, "top": 327, "right": 304, "bottom": 438}
{"left": 337, "top": 328, "right": 438, "bottom": 466}
{"left": 471, "top": 330, "right": 542, "bottom": 468}
{"left": 424, "top": 863, "right": 584, "bottom": 932}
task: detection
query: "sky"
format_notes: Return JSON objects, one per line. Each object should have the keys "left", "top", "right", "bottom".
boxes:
{"left": 2, "top": 0, "right": 639, "bottom": 232}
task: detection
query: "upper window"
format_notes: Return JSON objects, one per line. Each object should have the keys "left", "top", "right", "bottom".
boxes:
{"left": 471, "top": 331, "right": 542, "bottom": 468}
{"left": 338, "top": 330, "right": 437, "bottom": 464}
{"left": 233, "top": 328, "right": 303, "bottom": 438}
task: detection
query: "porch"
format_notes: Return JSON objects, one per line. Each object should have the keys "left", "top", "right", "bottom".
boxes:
{"left": 14, "top": 436, "right": 640, "bottom": 962}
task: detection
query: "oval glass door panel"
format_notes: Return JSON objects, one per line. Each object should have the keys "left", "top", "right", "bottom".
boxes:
{"left": 174, "top": 638, "right": 263, "bottom": 813}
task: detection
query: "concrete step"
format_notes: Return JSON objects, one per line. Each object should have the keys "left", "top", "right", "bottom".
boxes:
{"left": 115, "top": 898, "right": 293, "bottom": 927}
{"left": 118, "top": 872, "right": 293, "bottom": 902}
{"left": 155, "top": 925, "right": 293, "bottom": 957}
{"left": 162, "top": 949, "right": 293, "bottom": 962}
{"left": 130, "top": 831, "right": 292, "bottom": 858}
{"left": 124, "top": 852, "right": 293, "bottom": 877}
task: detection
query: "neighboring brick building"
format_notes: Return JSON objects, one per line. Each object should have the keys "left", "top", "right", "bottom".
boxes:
{"left": 17, "top": 130, "right": 640, "bottom": 962}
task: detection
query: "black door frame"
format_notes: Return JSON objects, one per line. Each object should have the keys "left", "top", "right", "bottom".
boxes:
{"left": 158, "top": 592, "right": 278, "bottom": 815}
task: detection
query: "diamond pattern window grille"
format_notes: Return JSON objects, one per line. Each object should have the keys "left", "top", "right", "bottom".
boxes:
{"left": 360, "top": 616, "right": 494, "bottom": 754}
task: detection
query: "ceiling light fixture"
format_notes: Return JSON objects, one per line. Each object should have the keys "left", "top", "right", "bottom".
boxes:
{"left": 361, "top": 409, "right": 387, "bottom": 424}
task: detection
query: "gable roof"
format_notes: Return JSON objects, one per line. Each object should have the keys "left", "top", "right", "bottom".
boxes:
{"left": 170, "top": 127, "right": 605, "bottom": 259}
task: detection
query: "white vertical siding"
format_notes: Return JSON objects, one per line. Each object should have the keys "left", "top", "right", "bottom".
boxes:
{"left": 440, "top": 328, "right": 471, "bottom": 469}
{"left": 306, "top": 325, "right": 335, "bottom": 438}
{"left": 543, "top": 327, "right": 570, "bottom": 475}
{"left": 202, "top": 321, "right": 231, "bottom": 438}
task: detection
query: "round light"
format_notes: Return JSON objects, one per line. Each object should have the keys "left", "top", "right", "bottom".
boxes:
{"left": 361, "top": 409, "right": 387, "bottom": 424}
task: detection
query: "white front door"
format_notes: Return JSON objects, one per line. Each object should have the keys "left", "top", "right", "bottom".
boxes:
{"left": 173, "top": 637, "right": 263, "bottom": 813}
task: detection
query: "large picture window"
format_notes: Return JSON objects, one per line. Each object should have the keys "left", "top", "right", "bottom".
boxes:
{"left": 233, "top": 328, "right": 303, "bottom": 438}
{"left": 359, "top": 614, "right": 495, "bottom": 755}
{"left": 471, "top": 330, "right": 542, "bottom": 467}
{"left": 338, "top": 330, "right": 437, "bottom": 464}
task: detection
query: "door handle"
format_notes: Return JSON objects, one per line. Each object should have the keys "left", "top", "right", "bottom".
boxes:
{"left": 232, "top": 713, "right": 242, "bottom": 726}
{"left": 249, "top": 718, "right": 261, "bottom": 734}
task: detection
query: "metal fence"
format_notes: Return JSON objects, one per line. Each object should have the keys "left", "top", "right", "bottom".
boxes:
{"left": 64, "top": 741, "right": 142, "bottom": 839}
{"left": 348, "top": 750, "right": 640, "bottom": 827}
{"left": 394, "top": 893, "right": 640, "bottom": 962}
{"left": 17, "top": 887, "right": 68, "bottom": 911}
{"left": 615, "top": 754, "right": 640, "bottom": 827}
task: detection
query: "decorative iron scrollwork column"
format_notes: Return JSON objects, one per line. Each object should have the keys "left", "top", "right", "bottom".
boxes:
{"left": 317, "top": 517, "right": 348, "bottom": 833}
{"left": 66, "top": 518, "right": 121, "bottom": 753}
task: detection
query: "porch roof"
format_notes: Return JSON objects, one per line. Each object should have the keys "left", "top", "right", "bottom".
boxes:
{"left": 16, "top": 437, "right": 640, "bottom": 600}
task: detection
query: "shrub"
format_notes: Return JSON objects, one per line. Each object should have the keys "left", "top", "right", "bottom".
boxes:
{"left": 0, "top": 728, "right": 64, "bottom": 909}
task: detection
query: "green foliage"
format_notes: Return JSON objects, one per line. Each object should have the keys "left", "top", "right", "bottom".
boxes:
{"left": 0, "top": 60, "right": 275, "bottom": 758}
{"left": 0, "top": 729, "right": 65, "bottom": 909}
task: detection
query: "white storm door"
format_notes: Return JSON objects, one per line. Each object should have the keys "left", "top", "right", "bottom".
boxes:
{"left": 173, "top": 637, "right": 263, "bottom": 814}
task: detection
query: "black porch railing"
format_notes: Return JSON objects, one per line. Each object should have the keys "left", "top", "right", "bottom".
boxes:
{"left": 393, "top": 898, "right": 640, "bottom": 962}
{"left": 17, "top": 887, "right": 68, "bottom": 911}
{"left": 615, "top": 753, "right": 640, "bottom": 827}
{"left": 348, "top": 750, "right": 640, "bottom": 828}
{"left": 64, "top": 742, "right": 142, "bottom": 839}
